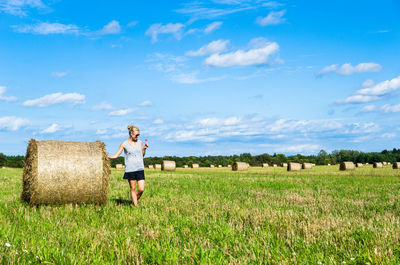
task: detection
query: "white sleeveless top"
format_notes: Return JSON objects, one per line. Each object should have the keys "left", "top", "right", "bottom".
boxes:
{"left": 123, "top": 140, "right": 144, "bottom": 172}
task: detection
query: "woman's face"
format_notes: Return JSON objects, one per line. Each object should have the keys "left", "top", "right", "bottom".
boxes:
{"left": 130, "top": 130, "right": 140, "bottom": 141}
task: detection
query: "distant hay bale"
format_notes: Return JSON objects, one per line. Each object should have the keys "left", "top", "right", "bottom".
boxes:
{"left": 383, "top": 162, "right": 388, "bottom": 166}
{"left": 328, "top": 163, "right": 331, "bottom": 166}
{"left": 373, "top": 162, "right": 383, "bottom": 168}
{"left": 356, "top": 163, "right": 363, "bottom": 168}
{"left": 281, "top": 163, "right": 288, "bottom": 167}
{"left": 232, "top": 162, "right": 249, "bottom": 171}
{"left": 311, "top": 163, "right": 316, "bottom": 167}
{"left": 155, "top": 164, "right": 161, "bottom": 170}
{"left": 393, "top": 162, "right": 400, "bottom": 169}
{"left": 21, "top": 139, "right": 110, "bottom": 205}
{"left": 191, "top": 164, "right": 199, "bottom": 168}
{"left": 1, "top": 166, "right": 5, "bottom": 169}
{"left": 262, "top": 163, "right": 269, "bottom": 168}
{"left": 366, "top": 163, "right": 369, "bottom": 165}
{"left": 218, "top": 165, "right": 222, "bottom": 168}
{"left": 210, "top": 165, "right": 215, "bottom": 168}
{"left": 287, "top": 162, "right": 301, "bottom": 171}
{"left": 148, "top": 165, "right": 154, "bottom": 169}
{"left": 273, "top": 164, "right": 277, "bottom": 167}
{"left": 183, "top": 165, "right": 188, "bottom": 168}
{"left": 302, "top": 163, "right": 313, "bottom": 169}
{"left": 115, "top": 164, "right": 124, "bottom": 169}
{"left": 162, "top": 160, "right": 176, "bottom": 171}
{"left": 340, "top": 161, "right": 355, "bottom": 171}
{"left": 227, "top": 165, "right": 231, "bottom": 168}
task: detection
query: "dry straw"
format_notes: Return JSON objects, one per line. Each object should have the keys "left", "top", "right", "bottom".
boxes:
{"left": 302, "top": 163, "right": 313, "bottom": 169}
{"left": 183, "top": 165, "right": 188, "bottom": 168}
{"left": 115, "top": 164, "right": 124, "bottom": 169}
{"left": 287, "top": 162, "right": 301, "bottom": 171}
{"left": 262, "top": 163, "right": 269, "bottom": 168}
{"left": 162, "top": 160, "right": 176, "bottom": 171}
{"left": 210, "top": 165, "right": 215, "bottom": 168}
{"left": 383, "top": 162, "right": 388, "bottom": 166}
{"left": 281, "top": 163, "right": 288, "bottom": 167}
{"left": 21, "top": 139, "right": 110, "bottom": 205}
{"left": 155, "top": 164, "right": 162, "bottom": 169}
{"left": 148, "top": 165, "right": 154, "bottom": 169}
{"left": 232, "top": 162, "right": 249, "bottom": 171}
{"left": 373, "top": 162, "right": 383, "bottom": 168}
{"left": 339, "top": 161, "right": 355, "bottom": 171}
{"left": 218, "top": 165, "right": 222, "bottom": 168}
{"left": 392, "top": 162, "right": 400, "bottom": 169}
{"left": 273, "top": 164, "right": 277, "bottom": 167}
{"left": 356, "top": 163, "right": 363, "bottom": 168}
{"left": 191, "top": 163, "right": 199, "bottom": 168}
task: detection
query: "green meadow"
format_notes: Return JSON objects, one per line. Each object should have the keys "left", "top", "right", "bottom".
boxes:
{"left": 1, "top": 166, "right": 400, "bottom": 264}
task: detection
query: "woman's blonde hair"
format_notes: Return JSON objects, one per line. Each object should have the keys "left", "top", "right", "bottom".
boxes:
{"left": 127, "top": 125, "right": 139, "bottom": 135}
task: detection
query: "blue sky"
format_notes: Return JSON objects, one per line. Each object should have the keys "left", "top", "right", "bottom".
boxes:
{"left": 0, "top": 0, "right": 399, "bottom": 156}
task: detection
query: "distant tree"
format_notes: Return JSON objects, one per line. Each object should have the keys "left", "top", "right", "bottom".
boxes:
{"left": 0, "top": 153, "right": 7, "bottom": 167}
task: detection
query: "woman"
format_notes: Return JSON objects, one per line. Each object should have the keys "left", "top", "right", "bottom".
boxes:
{"left": 108, "top": 125, "right": 148, "bottom": 206}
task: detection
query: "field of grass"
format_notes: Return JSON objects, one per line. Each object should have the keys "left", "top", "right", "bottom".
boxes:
{"left": 1, "top": 165, "right": 400, "bottom": 264}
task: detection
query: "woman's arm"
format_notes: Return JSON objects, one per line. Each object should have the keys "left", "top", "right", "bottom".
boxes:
{"left": 141, "top": 140, "right": 148, "bottom": 157}
{"left": 108, "top": 143, "right": 124, "bottom": 159}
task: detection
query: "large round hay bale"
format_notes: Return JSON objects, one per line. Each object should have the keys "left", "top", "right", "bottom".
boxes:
{"left": 383, "top": 161, "right": 388, "bottom": 166}
{"left": 281, "top": 163, "right": 288, "bottom": 167}
{"left": 227, "top": 165, "right": 231, "bottom": 168}
{"left": 155, "top": 164, "right": 161, "bottom": 170}
{"left": 392, "top": 162, "right": 400, "bottom": 169}
{"left": 115, "top": 163, "right": 124, "bottom": 169}
{"left": 273, "top": 164, "right": 277, "bottom": 167}
{"left": 218, "top": 165, "right": 222, "bottom": 168}
{"left": 373, "top": 162, "right": 383, "bottom": 168}
{"left": 210, "top": 165, "right": 215, "bottom": 168}
{"left": 148, "top": 165, "right": 154, "bottom": 169}
{"left": 287, "top": 162, "right": 301, "bottom": 171}
{"left": 356, "top": 163, "right": 363, "bottom": 168}
{"left": 183, "top": 165, "right": 188, "bottom": 168}
{"left": 21, "top": 139, "right": 110, "bottom": 205}
{"left": 191, "top": 163, "right": 199, "bottom": 168}
{"left": 302, "top": 163, "right": 313, "bottom": 169}
{"left": 162, "top": 160, "right": 176, "bottom": 171}
{"left": 262, "top": 163, "right": 269, "bottom": 168}
{"left": 232, "top": 162, "right": 249, "bottom": 171}
{"left": 339, "top": 161, "right": 355, "bottom": 171}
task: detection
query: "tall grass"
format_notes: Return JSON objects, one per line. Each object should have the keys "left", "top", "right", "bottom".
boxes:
{"left": 1, "top": 165, "right": 399, "bottom": 264}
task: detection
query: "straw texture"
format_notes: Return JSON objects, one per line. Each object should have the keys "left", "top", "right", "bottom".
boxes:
{"left": 373, "top": 162, "right": 383, "bottom": 168}
{"left": 155, "top": 164, "right": 162, "bottom": 169}
{"left": 356, "top": 163, "right": 363, "bottom": 168}
{"left": 191, "top": 164, "right": 199, "bottom": 168}
{"left": 392, "top": 162, "right": 400, "bottom": 169}
{"left": 340, "top": 161, "right": 355, "bottom": 171}
{"left": 21, "top": 139, "right": 110, "bottom": 205}
{"left": 232, "top": 162, "right": 249, "bottom": 171}
{"left": 262, "top": 163, "right": 269, "bottom": 168}
{"left": 287, "top": 162, "right": 301, "bottom": 171}
{"left": 302, "top": 163, "right": 313, "bottom": 169}
{"left": 115, "top": 164, "right": 124, "bottom": 169}
{"left": 162, "top": 160, "right": 176, "bottom": 171}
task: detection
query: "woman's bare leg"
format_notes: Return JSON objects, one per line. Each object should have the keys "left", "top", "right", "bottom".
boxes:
{"left": 128, "top": 180, "right": 138, "bottom": 206}
{"left": 136, "top": 180, "right": 145, "bottom": 201}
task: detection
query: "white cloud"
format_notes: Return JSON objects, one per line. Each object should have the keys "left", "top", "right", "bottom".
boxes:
{"left": 362, "top": 79, "right": 375, "bottom": 87}
{"left": 204, "top": 41, "right": 279, "bottom": 67}
{"left": 381, "top": 104, "right": 400, "bottom": 113}
{"left": 92, "top": 102, "right": 113, "bottom": 111}
{"left": 127, "top": 21, "right": 138, "bottom": 27}
{"left": 275, "top": 144, "right": 321, "bottom": 154}
{"left": 381, "top": 133, "right": 396, "bottom": 139}
{"left": 186, "top": 40, "right": 229, "bottom": 56}
{"left": 153, "top": 119, "right": 164, "bottom": 124}
{"left": 13, "top": 22, "right": 80, "bottom": 35}
{"left": 256, "top": 10, "right": 286, "bottom": 26}
{"left": 171, "top": 72, "right": 224, "bottom": 84}
{"left": 42, "top": 123, "right": 61, "bottom": 134}
{"left": 262, "top": 1, "right": 284, "bottom": 8}
{"left": 318, "top": 62, "right": 382, "bottom": 76}
{"left": 23, "top": 92, "right": 85, "bottom": 107}
{"left": 139, "top": 100, "right": 152, "bottom": 107}
{"left": 0, "top": 116, "right": 28, "bottom": 131}
{"left": 204, "top": 21, "right": 222, "bottom": 33}
{"left": 109, "top": 108, "right": 134, "bottom": 116}
{"left": 0, "top": 0, "right": 46, "bottom": 16}
{"left": 0, "top": 86, "right": 17, "bottom": 101}
{"left": 51, "top": 72, "right": 67, "bottom": 78}
{"left": 99, "top": 20, "right": 121, "bottom": 35}
{"left": 357, "top": 75, "right": 400, "bottom": 96}
{"left": 145, "top": 23, "right": 184, "bottom": 43}
{"left": 361, "top": 105, "right": 377, "bottom": 112}
{"left": 337, "top": 75, "right": 400, "bottom": 104}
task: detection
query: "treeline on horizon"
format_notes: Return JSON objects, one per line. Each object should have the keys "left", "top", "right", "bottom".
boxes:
{"left": 2, "top": 149, "right": 400, "bottom": 168}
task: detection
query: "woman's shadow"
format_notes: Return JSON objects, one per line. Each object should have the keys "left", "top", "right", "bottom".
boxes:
{"left": 113, "top": 198, "right": 132, "bottom": 205}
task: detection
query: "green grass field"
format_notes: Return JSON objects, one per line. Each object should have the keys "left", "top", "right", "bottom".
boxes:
{"left": 1, "top": 166, "right": 400, "bottom": 264}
